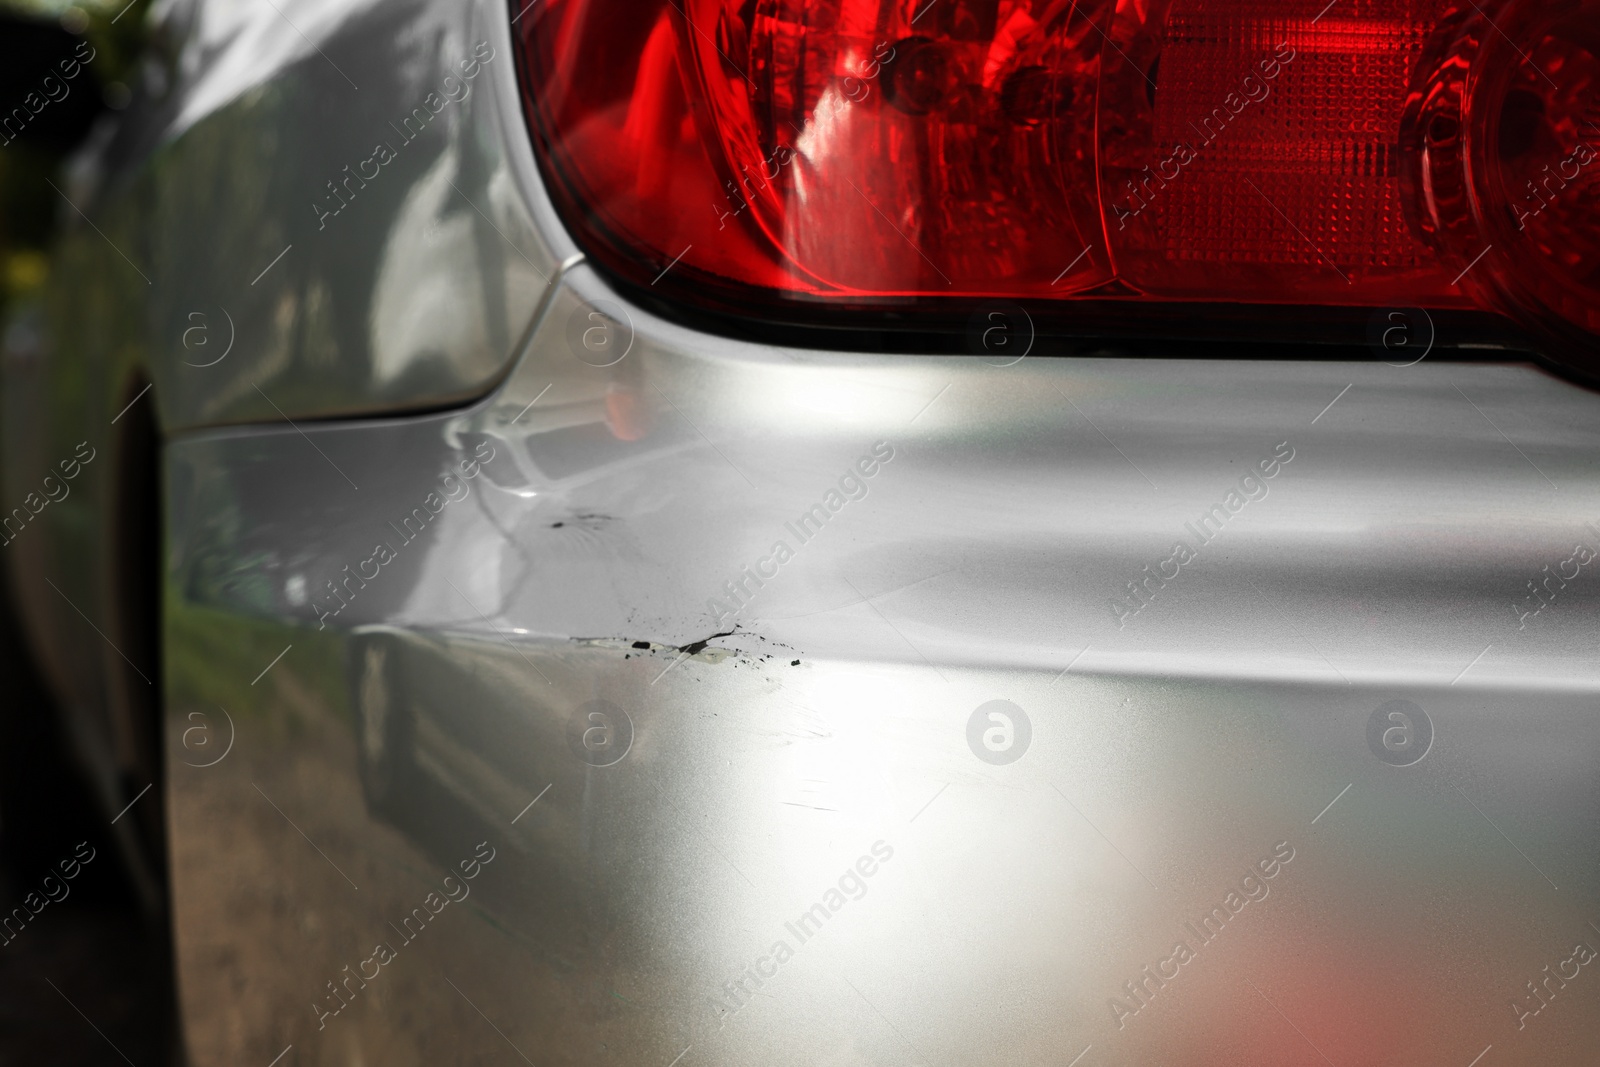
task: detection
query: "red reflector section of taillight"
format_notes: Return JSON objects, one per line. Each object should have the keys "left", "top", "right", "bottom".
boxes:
{"left": 1106, "top": 7, "right": 1452, "bottom": 300}
{"left": 513, "top": 0, "right": 1600, "bottom": 369}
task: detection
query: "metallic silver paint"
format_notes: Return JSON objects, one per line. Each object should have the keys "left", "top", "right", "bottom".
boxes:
{"left": 163, "top": 255, "right": 1600, "bottom": 1065}
{"left": 4, "top": 0, "right": 558, "bottom": 897}
{"left": 55, "top": 0, "right": 555, "bottom": 433}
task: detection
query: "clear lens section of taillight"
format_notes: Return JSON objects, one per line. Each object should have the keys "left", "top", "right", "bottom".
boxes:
{"left": 514, "top": 0, "right": 1600, "bottom": 372}
{"left": 683, "top": 0, "right": 1109, "bottom": 295}
{"left": 1459, "top": 3, "right": 1600, "bottom": 344}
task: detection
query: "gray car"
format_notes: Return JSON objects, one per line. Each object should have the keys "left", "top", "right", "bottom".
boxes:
{"left": 5, "top": 0, "right": 1600, "bottom": 1064}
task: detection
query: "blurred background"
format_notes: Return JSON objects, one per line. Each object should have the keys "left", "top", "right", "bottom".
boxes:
{"left": 1, "top": 0, "right": 145, "bottom": 320}
{"left": 0, "top": 2, "right": 174, "bottom": 1063}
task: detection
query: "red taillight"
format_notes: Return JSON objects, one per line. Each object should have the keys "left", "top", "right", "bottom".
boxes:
{"left": 513, "top": 0, "right": 1599, "bottom": 370}
{"left": 1408, "top": 1, "right": 1600, "bottom": 354}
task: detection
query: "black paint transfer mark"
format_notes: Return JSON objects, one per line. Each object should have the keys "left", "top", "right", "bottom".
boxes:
{"left": 572, "top": 630, "right": 742, "bottom": 658}
{"left": 678, "top": 630, "right": 737, "bottom": 656}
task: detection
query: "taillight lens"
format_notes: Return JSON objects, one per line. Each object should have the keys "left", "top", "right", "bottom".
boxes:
{"left": 514, "top": 0, "right": 1599, "bottom": 370}
{"left": 1408, "top": 0, "right": 1600, "bottom": 355}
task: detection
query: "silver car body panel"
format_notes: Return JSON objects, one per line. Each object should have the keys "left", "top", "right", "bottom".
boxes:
{"left": 3, "top": 0, "right": 560, "bottom": 866}
{"left": 165, "top": 256, "right": 1600, "bottom": 1065}
{"left": 60, "top": 0, "right": 561, "bottom": 432}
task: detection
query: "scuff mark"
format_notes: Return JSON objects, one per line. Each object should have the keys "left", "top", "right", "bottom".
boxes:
{"left": 550, "top": 511, "right": 616, "bottom": 530}
{"left": 570, "top": 629, "right": 744, "bottom": 663}
{"left": 679, "top": 629, "right": 737, "bottom": 656}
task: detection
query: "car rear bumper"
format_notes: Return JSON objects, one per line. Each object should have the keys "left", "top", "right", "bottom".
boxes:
{"left": 165, "top": 259, "right": 1600, "bottom": 1066}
